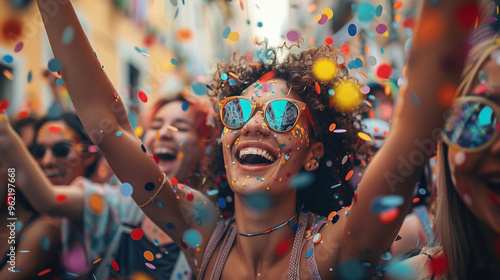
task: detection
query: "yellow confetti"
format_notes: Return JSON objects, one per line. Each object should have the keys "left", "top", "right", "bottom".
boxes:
{"left": 177, "top": 152, "right": 184, "bottom": 159}
{"left": 135, "top": 126, "right": 144, "bottom": 137}
{"left": 168, "top": 125, "right": 179, "bottom": 132}
{"left": 358, "top": 132, "right": 373, "bottom": 142}
{"left": 312, "top": 58, "right": 337, "bottom": 82}
{"left": 322, "top": 8, "right": 333, "bottom": 19}
{"left": 228, "top": 32, "right": 240, "bottom": 42}
{"left": 331, "top": 79, "right": 363, "bottom": 113}
{"left": 313, "top": 14, "right": 322, "bottom": 23}
{"left": 155, "top": 130, "right": 160, "bottom": 140}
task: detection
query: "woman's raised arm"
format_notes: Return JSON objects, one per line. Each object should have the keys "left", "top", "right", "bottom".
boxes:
{"left": 338, "top": 0, "right": 479, "bottom": 266}
{"left": 35, "top": 0, "right": 219, "bottom": 256}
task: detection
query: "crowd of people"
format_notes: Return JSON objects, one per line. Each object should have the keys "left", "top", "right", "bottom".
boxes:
{"left": 0, "top": 0, "right": 499, "bottom": 279}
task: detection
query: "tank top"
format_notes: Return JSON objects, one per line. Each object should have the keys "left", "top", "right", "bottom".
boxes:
{"left": 197, "top": 211, "right": 329, "bottom": 280}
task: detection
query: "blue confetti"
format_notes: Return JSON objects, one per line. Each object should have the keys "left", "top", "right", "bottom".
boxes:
{"left": 305, "top": 248, "right": 313, "bottom": 258}
{"left": 386, "top": 262, "right": 414, "bottom": 278}
{"left": 120, "top": 183, "right": 133, "bottom": 197}
{"left": 181, "top": 101, "right": 189, "bottom": 111}
{"left": 375, "top": 5, "right": 383, "bottom": 17}
{"left": 257, "top": 22, "right": 263, "bottom": 27}
{"left": 183, "top": 229, "right": 202, "bottom": 248}
{"left": 221, "top": 73, "right": 228, "bottom": 81}
{"left": 218, "top": 197, "right": 227, "bottom": 208}
{"left": 174, "top": 8, "right": 179, "bottom": 19}
{"left": 222, "top": 26, "right": 231, "bottom": 39}
{"left": 116, "top": 131, "right": 122, "bottom": 137}
{"left": 328, "top": 89, "right": 335, "bottom": 96}
{"left": 167, "top": 222, "right": 175, "bottom": 229}
{"left": 331, "top": 183, "right": 342, "bottom": 189}
{"left": 2, "top": 55, "right": 13, "bottom": 64}
{"left": 380, "top": 251, "right": 392, "bottom": 261}
{"left": 190, "top": 81, "right": 206, "bottom": 96}
{"left": 56, "top": 78, "right": 64, "bottom": 86}
{"left": 41, "top": 235, "right": 50, "bottom": 251}
{"left": 62, "top": 26, "right": 74, "bottom": 44}
{"left": 358, "top": 2, "right": 376, "bottom": 22}
{"left": 207, "top": 189, "right": 219, "bottom": 196}
{"left": 15, "top": 221, "right": 23, "bottom": 231}
{"left": 337, "top": 260, "right": 368, "bottom": 280}
{"left": 48, "top": 58, "right": 62, "bottom": 72}
{"left": 348, "top": 24, "right": 357, "bottom": 36}
{"left": 290, "top": 172, "right": 315, "bottom": 190}
{"left": 27, "top": 71, "right": 32, "bottom": 83}
{"left": 171, "top": 58, "right": 179, "bottom": 66}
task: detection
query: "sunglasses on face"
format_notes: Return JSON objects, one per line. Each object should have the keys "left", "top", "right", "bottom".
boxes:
{"left": 219, "top": 96, "right": 308, "bottom": 133}
{"left": 443, "top": 96, "right": 500, "bottom": 152}
{"left": 29, "top": 142, "right": 79, "bottom": 159}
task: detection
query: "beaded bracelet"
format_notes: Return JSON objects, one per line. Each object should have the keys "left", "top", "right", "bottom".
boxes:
{"left": 138, "top": 173, "right": 167, "bottom": 208}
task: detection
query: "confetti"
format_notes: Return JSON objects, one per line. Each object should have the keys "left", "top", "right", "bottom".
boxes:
{"left": 286, "top": 30, "right": 300, "bottom": 42}
{"left": 2, "top": 55, "right": 13, "bottom": 64}
{"left": 190, "top": 81, "right": 206, "bottom": 96}
{"left": 348, "top": 24, "right": 357, "bottom": 36}
{"left": 276, "top": 237, "right": 292, "bottom": 256}
{"left": 290, "top": 172, "right": 315, "bottom": 190}
{"left": 111, "top": 260, "right": 119, "bottom": 271}
{"left": 38, "top": 269, "right": 51, "bottom": 276}
{"left": 222, "top": 26, "right": 231, "bottom": 39}
{"left": 55, "top": 194, "right": 67, "bottom": 202}
{"left": 138, "top": 90, "right": 148, "bottom": 103}
{"left": 322, "top": 8, "right": 334, "bottom": 19}
{"left": 3, "top": 70, "right": 13, "bottom": 80}
{"left": 358, "top": 2, "right": 376, "bottom": 22}
{"left": 345, "top": 170, "right": 354, "bottom": 181}
{"left": 175, "top": 28, "right": 193, "bottom": 43}
{"left": 312, "top": 58, "right": 337, "bottom": 82}
{"left": 88, "top": 193, "right": 105, "bottom": 214}
{"left": 171, "top": 58, "right": 179, "bottom": 66}
{"left": 218, "top": 197, "right": 227, "bottom": 208}
{"left": 358, "top": 132, "right": 372, "bottom": 141}
{"left": 41, "top": 235, "right": 50, "bottom": 250}
{"left": 120, "top": 183, "right": 133, "bottom": 197}
{"left": 48, "top": 125, "right": 62, "bottom": 134}
{"left": 144, "top": 251, "right": 154, "bottom": 261}
{"left": 48, "top": 58, "right": 62, "bottom": 72}
{"left": 131, "top": 228, "right": 144, "bottom": 241}
{"left": 329, "top": 123, "right": 336, "bottom": 131}
{"left": 183, "top": 229, "right": 202, "bottom": 248}
{"left": 375, "top": 24, "right": 387, "bottom": 34}
{"left": 376, "top": 63, "right": 392, "bottom": 79}
{"left": 318, "top": 14, "right": 329, "bottom": 25}
{"left": 227, "top": 32, "right": 240, "bottom": 42}
{"left": 331, "top": 80, "right": 363, "bottom": 113}
{"left": 62, "top": 26, "right": 74, "bottom": 44}
{"left": 14, "top": 41, "right": 24, "bottom": 52}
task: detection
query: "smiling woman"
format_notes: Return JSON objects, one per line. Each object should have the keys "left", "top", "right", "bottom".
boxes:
{"left": 28, "top": 0, "right": 481, "bottom": 279}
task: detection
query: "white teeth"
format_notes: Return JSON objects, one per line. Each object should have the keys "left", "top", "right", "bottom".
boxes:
{"left": 238, "top": 148, "right": 276, "bottom": 162}
{"left": 45, "top": 169, "right": 64, "bottom": 177}
{"left": 154, "top": 147, "right": 175, "bottom": 155}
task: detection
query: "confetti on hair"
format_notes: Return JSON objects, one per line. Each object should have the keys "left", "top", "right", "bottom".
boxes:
{"left": 259, "top": 71, "right": 276, "bottom": 82}
{"left": 358, "top": 132, "right": 372, "bottom": 142}
{"left": 331, "top": 79, "right": 363, "bottom": 113}
{"left": 111, "top": 260, "right": 119, "bottom": 271}
{"left": 312, "top": 58, "right": 337, "bottom": 82}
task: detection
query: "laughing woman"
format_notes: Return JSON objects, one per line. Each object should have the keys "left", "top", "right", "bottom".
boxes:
{"left": 28, "top": 0, "right": 479, "bottom": 279}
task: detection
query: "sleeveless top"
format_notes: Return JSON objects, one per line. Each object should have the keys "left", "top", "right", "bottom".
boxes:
{"left": 197, "top": 211, "right": 329, "bottom": 280}
{"left": 412, "top": 205, "right": 435, "bottom": 247}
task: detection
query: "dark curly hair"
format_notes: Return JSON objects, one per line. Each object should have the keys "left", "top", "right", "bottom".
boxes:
{"left": 201, "top": 43, "right": 370, "bottom": 217}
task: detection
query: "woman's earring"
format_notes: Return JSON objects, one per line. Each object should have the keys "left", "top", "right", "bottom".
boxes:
{"left": 314, "top": 162, "right": 319, "bottom": 167}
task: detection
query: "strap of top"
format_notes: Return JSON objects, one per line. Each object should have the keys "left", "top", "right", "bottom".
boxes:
{"left": 413, "top": 205, "right": 435, "bottom": 247}
{"left": 305, "top": 219, "right": 329, "bottom": 280}
{"left": 288, "top": 211, "right": 309, "bottom": 280}
{"left": 210, "top": 223, "right": 237, "bottom": 280}
{"left": 197, "top": 217, "right": 235, "bottom": 280}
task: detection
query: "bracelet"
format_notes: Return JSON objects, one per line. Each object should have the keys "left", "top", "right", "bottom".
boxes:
{"left": 138, "top": 173, "right": 167, "bottom": 208}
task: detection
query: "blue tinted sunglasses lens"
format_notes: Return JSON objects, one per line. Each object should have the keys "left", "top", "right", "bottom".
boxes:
{"left": 444, "top": 101, "right": 497, "bottom": 149}
{"left": 222, "top": 98, "right": 253, "bottom": 128}
{"left": 265, "top": 100, "right": 299, "bottom": 132}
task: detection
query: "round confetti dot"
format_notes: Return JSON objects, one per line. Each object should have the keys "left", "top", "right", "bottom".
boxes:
{"left": 170, "top": 177, "right": 178, "bottom": 187}
{"left": 111, "top": 260, "right": 119, "bottom": 271}
{"left": 328, "top": 211, "right": 337, "bottom": 221}
{"left": 55, "top": 194, "right": 67, "bottom": 202}
{"left": 131, "top": 228, "right": 144, "bottom": 241}
{"left": 88, "top": 193, "right": 105, "bottom": 214}
{"left": 120, "top": 183, "right": 133, "bottom": 197}
{"left": 48, "top": 58, "right": 62, "bottom": 72}
{"left": 186, "top": 193, "right": 194, "bottom": 201}
{"left": 276, "top": 238, "right": 292, "bottom": 256}
{"left": 393, "top": 1, "right": 403, "bottom": 10}
{"left": 329, "top": 123, "right": 336, "bottom": 131}
{"left": 375, "top": 24, "right": 387, "bottom": 34}
{"left": 376, "top": 63, "right": 392, "bottom": 79}
{"left": 376, "top": 5, "right": 383, "bottom": 17}
{"left": 454, "top": 151, "right": 466, "bottom": 165}
{"left": 183, "top": 229, "right": 202, "bottom": 248}
{"left": 15, "top": 221, "right": 23, "bottom": 231}
{"left": 141, "top": 144, "right": 147, "bottom": 152}
{"left": 305, "top": 248, "right": 313, "bottom": 258}
{"left": 367, "top": 56, "right": 377, "bottom": 66}
{"left": 138, "top": 90, "right": 148, "bottom": 103}
{"left": 41, "top": 235, "right": 50, "bottom": 251}
{"left": 62, "top": 26, "right": 74, "bottom": 44}
{"left": 286, "top": 30, "right": 300, "bottom": 42}
{"left": 379, "top": 208, "right": 399, "bottom": 223}
{"left": 358, "top": 2, "right": 376, "bottom": 22}
{"left": 144, "top": 182, "right": 155, "bottom": 191}
{"left": 322, "top": 8, "right": 334, "bottom": 19}
{"left": 312, "top": 58, "right": 337, "bottom": 82}
{"left": 381, "top": 195, "right": 404, "bottom": 207}
{"left": 56, "top": 78, "right": 64, "bottom": 86}
{"left": 221, "top": 72, "right": 228, "bottom": 81}
{"left": 177, "top": 152, "right": 184, "bottom": 159}
{"left": 218, "top": 197, "right": 227, "bottom": 208}
{"left": 380, "top": 251, "right": 392, "bottom": 260}
{"left": 348, "top": 24, "right": 357, "bottom": 36}
{"left": 313, "top": 14, "right": 322, "bottom": 23}
{"left": 181, "top": 101, "right": 189, "bottom": 111}
{"left": 290, "top": 172, "right": 315, "bottom": 190}
{"left": 2, "top": 55, "right": 13, "bottom": 64}
{"left": 116, "top": 131, "right": 122, "bottom": 137}
{"left": 48, "top": 125, "right": 62, "bottom": 134}
{"left": 257, "top": 22, "right": 263, "bottom": 27}
{"left": 175, "top": 28, "right": 193, "bottom": 43}
{"left": 313, "top": 233, "right": 322, "bottom": 244}
{"left": 27, "top": 71, "right": 32, "bottom": 83}
{"left": 337, "top": 260, "right": 368, "bottom": 280}
{"left": 386, "top": 262, "right": 414, "bottom": 278}
{"left": 190, "top": 81, "right": 206, "bottom": 96}
{"left": 325, "top": 37, "right": 334, "bottom": 45}
{"left": 222, "top": 26, "right": 231, "bottom": 39}
{"left": 170, "top": 58, "right": 179, "bottom": 66}
{"left": 14, "top": 41, "right": 24, "bottom": 53}
{"left": 144, "top": 251, "right": 154, "bottom": 261}
{"left": 167, "top": 222, "right": 175, "bottom": 229}
{"left": 318, "top": 13, "right": 329, "bottom": 25}
{"left": 332, "top": 80, "right": 363, "bottom": 113}
{"left": 227, "top": 32, "right": 240, "bottom": 42}
{"left": 331, "top": 215, "right": 340, "bottom": 224}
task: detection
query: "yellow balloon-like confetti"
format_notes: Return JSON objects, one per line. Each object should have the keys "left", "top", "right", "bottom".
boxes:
{"left": 332, "top": 80, "right": 363, "bottom": 113}
{"left": 228, "top": 32, "right": 240, "bottom": 42}
{"left": 135, "top": 126, "right": 144, "bottom": 138}
{"left": 322, "top": 8, "right": 334, "bottom": 19}
{"left": 313, "top": 14, "right": 322, "bottom": 23}
{"left": 358, "top": 132, "right": 373, "bottom": 142}
{"left": 312, "top": 58, "right": 337, "bottom": 82}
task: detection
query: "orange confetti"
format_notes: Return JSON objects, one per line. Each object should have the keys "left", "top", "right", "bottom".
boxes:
{"left": 3, "top": 70, "right": 13, "bottom": 80}
{"left": 329, "top": 123, "right": 336, "bottom": 131}
{"left": 379, "top": 208, "right": 400, "bottom": 223}
{"left": 93, "top": 258, "right": 102, "bottom": 264}
{"left": 328, "top": 211, "right": 337, "bottom": 220}
{"left": 88, "top": 193, "right": 105, "bottom": 214}
{"left": 48, "top": 125, "right": 62, "bottom": 134}
{"left": 369, "top": 109, "right": 375, "bottom": 119}
{"left": 341, "top": 44, "right": 350, "bottom": 56}
{"left": 393, "top": 1, "right": 403, "bottom": 10}
{"left": 360, "top": 71, "right": 368, "bottom": 79}
{"left": 315, "top": 82, "right": 321, "bottom": 94}
{"left": 413, "top": 197, "right": 420, "bottom": 204}
{"left": 438, "top": 83, "right": 457, "bottom": 108}
{"left": 414, "top": 11, "right": 445, "bottom": 46}
{"left": 144, "top": 251, "right": 154, "bottom": 261}
{"left": 18, "top": 110, "right": 29, "bottom": 119}
{"left": 259, "top": 70, "right": 276, "bottom": 82}
{"left": 175, "top": 28, "right": 194, "bottom": 44}
{"left": 345, "top": 170, "right": 354, "bottom": 181}
{"left": 228, "top": 72, "right": 239, "bottom": 79}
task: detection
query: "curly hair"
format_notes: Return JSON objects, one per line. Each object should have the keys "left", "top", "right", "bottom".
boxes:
{"left": 202, "top": 43, "right": 370, "bottom": 217}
